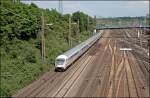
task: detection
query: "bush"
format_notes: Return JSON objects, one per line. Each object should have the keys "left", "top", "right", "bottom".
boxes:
{"left": 25, "top": 51, "right": 36, "bottom": 63}
{"left": 0, "top": 1, "right": 95, "bottom": 97}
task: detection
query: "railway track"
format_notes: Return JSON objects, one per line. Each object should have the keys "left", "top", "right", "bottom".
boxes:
{"left": 36, "top": 50, "right": 90, "bottom": 97}
{"left": 13, "top": 29, "right": 149, "bottom": 97}
{"left": 126, "top": 51, "right": 149, "bottom": 97}
{"left": 76, "top": 36, "right": 113, "bottom": 97}
{"left": 13, "top": 36, "right": 100, "bottom": 97}
{"left": 121, "top": 29, "right": 149, "bottom": 83}
{"left": 52, "top": 56, "right": 95, "bottom": 97}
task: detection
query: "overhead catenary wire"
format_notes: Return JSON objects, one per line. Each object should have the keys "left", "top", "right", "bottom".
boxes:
{"left": 1, "top": 7, "right": 33, "bottom": 22}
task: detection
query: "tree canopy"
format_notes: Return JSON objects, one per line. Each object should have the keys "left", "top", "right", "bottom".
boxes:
{"left": 0, "top": 1, "right": 95, "bottom": 97}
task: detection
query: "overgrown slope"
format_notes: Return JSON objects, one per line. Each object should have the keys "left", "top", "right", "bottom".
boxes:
{"left": 0, "top": 1, "right": 95, "bottom": 97}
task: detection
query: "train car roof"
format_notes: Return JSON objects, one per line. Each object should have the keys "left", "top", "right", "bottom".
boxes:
{"left": 56, "top": 55, "right": 67, "bottom": 59}
{"left": 62, "top": 41, "right": 85, "bottom": 58}
{"left": 58, "top": 30, "right": 103, "bottom": 59}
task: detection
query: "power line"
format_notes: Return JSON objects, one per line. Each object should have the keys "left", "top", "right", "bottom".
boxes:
{"left": 1, "top": 7, "right": 32, "bottom": 22}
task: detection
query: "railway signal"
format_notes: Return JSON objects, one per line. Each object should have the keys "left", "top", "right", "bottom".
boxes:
{"left": 120, "top": 48, "right": 132, "bottom": 55}
{"left": 120, "top": 48, "right": 132, "bottom": 51}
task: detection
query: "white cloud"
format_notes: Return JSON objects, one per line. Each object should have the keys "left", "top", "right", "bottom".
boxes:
{"left": 21, "top": 1, "right": 149, "bottom": 17}
{"left": 127, "top": 1, "right": 149, "bottom": 6}
{"left": 143, "top": 1, "right": 149, "bottom": 5}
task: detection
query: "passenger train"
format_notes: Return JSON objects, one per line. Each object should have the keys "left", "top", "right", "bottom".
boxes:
{"left": 55, "top": 30, "right": 103, "bottom": 71}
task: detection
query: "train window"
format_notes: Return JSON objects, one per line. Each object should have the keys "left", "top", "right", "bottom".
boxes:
{"left": 56, "top": 59, "right": 65, "bottom": 65}
{"left": 70, "top": 52, "right": 78, "bottom": 59}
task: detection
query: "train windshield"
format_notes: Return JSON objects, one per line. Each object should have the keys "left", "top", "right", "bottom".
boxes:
{"left": 56, "top": 59, "right": 65, "bottom": 65}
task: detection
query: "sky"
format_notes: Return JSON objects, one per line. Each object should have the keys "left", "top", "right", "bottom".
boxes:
{"left": 22, "top": 0, "right": 149, "bottom": 18}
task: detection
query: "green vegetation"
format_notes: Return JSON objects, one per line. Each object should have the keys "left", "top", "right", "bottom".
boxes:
{"left": 97, "top": 16, "right": 150, "bottom": 27}
{"left": 0, "top": 1, "right": 95, "bottom": 97}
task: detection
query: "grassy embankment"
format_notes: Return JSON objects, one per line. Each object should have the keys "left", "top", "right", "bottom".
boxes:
{"left": 0, "top": 1, "right": 95, "bottom": 97}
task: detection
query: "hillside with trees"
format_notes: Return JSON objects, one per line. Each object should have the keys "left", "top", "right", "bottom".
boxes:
{"left": 97, "top": 16, "right": 149, "bottom": 27}
{"left": 0, "top": 0, "right": 95, "bottom": 97}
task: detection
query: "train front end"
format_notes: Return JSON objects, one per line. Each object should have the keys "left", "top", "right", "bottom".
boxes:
{"left": 55, "top": 55, "right": 67, "bottom": 71}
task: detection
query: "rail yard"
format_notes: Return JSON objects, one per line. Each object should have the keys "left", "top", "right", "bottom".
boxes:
{"left": 1, "top": 1, "right": 150, "bottom": 98}
{"left": 13, "top": 29, "right": 149, "bottom": 97}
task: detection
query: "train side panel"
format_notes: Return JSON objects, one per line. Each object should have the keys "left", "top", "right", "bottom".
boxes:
{"left": 65, "top": 33, "right": 101, "bottom": 68}
{"left": 55, "top": 31, "right": 103, "bottom": 71}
